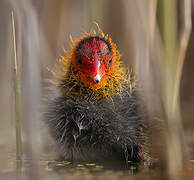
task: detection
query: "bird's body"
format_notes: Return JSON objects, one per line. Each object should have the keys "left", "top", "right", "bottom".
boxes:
{"left": 45, "top": 27, "right": 149, "bottom": 167}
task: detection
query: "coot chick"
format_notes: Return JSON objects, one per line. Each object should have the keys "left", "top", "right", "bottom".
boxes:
{"left": 45, "top": 28, "right": 149, "bottom": 168}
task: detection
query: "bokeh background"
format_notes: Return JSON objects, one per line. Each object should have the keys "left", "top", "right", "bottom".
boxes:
{"left": 0, "top": 0, "right": 194, "bottom": 179}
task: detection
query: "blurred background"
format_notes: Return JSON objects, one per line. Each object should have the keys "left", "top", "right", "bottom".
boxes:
{"left": 0, "top": 0, "right": 194, "bottom": 179}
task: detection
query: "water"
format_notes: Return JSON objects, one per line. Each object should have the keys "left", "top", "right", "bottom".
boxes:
{"left": 0, "top": 154, "right": 155, "bottom": 180}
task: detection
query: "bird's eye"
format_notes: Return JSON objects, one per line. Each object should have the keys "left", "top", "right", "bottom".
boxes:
{"left": 108, "top": 56, "right": 113, "bottom": 65}
{"left": 76, "top": 56, "right": 83, "bottom": 66}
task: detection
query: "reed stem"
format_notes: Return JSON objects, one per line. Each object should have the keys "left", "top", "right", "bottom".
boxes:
{"left": 160, "top": 0, "right": 184, "bottom": 179}
{"left": 11, "top": 11, "right": 23, "bottom": 161}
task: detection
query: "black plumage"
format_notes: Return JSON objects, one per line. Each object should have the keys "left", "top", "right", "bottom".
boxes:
{"left": 45, "top": 87, "right": 148, "bottom": 166}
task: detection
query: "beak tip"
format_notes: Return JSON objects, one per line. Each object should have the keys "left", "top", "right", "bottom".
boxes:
{"left": 94, "top": 74, "right": 101, "bottom": 83}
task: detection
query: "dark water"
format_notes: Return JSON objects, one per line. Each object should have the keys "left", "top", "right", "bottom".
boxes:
{"left": 0, "top": 157, "right": 156, "bottom": 180}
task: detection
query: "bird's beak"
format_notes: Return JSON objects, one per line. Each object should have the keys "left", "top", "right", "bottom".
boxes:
{"left": 91, "top": 53, "right": 102, "bottom": 83}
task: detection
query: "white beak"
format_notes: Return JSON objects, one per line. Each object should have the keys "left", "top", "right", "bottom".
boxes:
{"left": 94, "top": 74, "right": 101, "bottom": 83}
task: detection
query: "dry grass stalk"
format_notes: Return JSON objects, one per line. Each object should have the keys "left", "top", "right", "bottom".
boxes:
{"left": 10, "top": 0, "right": 43, "bottom": 179}
{"left": 11, "top": 11, "right": 23, "bottom": 162}
{"left": 172, "top": 0, "right": 192, "bottom": 111}
{"left": 160, "top": 0, "right": 192, "bottom": 179}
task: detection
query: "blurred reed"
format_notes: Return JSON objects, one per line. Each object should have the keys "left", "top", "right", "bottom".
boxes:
{"left": 159, "top": 0, "right": 183, "bottom": 179}
{"left": 11, "top": 11, "right": 23, "bottom": 162}
{"left": 159, "top": 0, "right": 191, "bottom": 179}
{"left": 9, "top": 0, "right": 43, "bottom": 179}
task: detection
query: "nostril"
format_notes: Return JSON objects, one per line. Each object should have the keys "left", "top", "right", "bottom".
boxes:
{"left": 94, "top": 74, "right": 101, "bottom": 83}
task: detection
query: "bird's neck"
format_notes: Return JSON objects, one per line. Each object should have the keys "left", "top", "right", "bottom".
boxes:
{"left": 58, "top": 63, "right": 135, "bottom": 101}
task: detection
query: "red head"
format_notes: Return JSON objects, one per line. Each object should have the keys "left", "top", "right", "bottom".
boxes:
{"left": 72, "top": 36, "right": 114, "bottom": 89}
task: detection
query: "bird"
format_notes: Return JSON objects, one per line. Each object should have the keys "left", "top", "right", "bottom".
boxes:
{"left": 45, "top": 26, "right": 150, "bottom": 168}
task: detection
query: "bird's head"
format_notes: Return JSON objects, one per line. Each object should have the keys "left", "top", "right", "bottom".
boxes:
{"left": 72, "top": 36, "right": 115, "bottom": 89}
{"left": 57, "top": 26, "right": 131, "bottom": 100}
